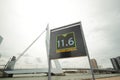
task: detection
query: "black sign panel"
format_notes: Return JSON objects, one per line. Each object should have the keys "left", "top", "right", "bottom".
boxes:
{"left": 50, "top": 22, "right": 87, "bottom": 59}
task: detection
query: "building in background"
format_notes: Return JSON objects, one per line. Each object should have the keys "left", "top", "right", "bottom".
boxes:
{"left": 110, "top": 56, "right": 120, "bottom": 70}
{"left": 0, "top": 36, "right": 3, "bottom": 45}
{"left": 90, "top": 59, "right": 98, "bottom": 69}
{"left": 116, "top": 56, "right": 120, "bottom": 68}
{"left": 0, "top": 36, "right": 3, "bottom": 59}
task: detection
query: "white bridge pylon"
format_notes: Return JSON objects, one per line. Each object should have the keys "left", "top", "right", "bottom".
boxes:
{"left": 4, "top": 24, "right": 63, "bottom": 75}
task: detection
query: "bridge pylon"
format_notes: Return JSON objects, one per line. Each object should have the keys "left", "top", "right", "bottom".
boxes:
{"left": 1, "top": 56, "right": 16, "bottom": 77}
{"left": 2, "top": 24, "right": 63, "bottom": 77}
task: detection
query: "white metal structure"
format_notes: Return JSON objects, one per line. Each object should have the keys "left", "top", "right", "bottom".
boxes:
{"left": 3, "top": 25, "right": 62, "bottom": 77}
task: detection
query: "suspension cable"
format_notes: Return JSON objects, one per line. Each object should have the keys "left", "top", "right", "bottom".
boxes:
{"left": 16, "top": 28, "right": 47, "bottom": 62}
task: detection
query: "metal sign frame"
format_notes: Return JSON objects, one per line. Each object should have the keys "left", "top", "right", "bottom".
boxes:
{"left": 48, "top": 22, "right": 95, "bottom": 80}
{"left": 50, "top": 22, "right": 88, "bottom": 59}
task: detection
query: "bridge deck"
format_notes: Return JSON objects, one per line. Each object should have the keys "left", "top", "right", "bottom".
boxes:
{"left": 4, "top": 68, "right": 63, "bottom": 74}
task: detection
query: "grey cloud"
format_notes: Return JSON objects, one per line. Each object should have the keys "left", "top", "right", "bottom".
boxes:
{"left": 24, "top": 58, "right": 32, "bottom": 64}
{"left": 24, "top": 54, "right": 31, "bottom": 57}
{"left": 91, "top": 20, "right": 120, "bottom": 68}
{"left": 85, "top": 0, "right": 120, "bottom": 68}
{"left": 36, "top": 57, "right": 41, "bottom": 63}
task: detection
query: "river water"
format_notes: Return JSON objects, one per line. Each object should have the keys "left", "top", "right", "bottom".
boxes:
{"left": 0, "top": 73, "right": 120, "bottom": 80}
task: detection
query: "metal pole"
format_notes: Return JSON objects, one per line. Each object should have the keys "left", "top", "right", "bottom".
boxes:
{"left": 48, "top": 57, "right": 51, "bottom": 80}
{"left": 45, "top": 24, "right": 52, "bottom": 80}
{"left": 87, "top": 53, "right": 95, "bottom": 80}
{"left": 80, "top": 22, "right": 95, "bottom": 80}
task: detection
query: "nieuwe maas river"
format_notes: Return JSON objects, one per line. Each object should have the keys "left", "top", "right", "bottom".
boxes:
{"left": 0, "top": 73, "right": 120, "bottom": 80}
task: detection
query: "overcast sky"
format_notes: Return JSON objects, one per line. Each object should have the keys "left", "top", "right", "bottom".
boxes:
{"left": 0, "top": 0, "right": 120, "bottom": 69}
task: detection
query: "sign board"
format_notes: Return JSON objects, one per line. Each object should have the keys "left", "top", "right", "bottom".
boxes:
{"left": 50, "top": 22, "right": 87, "bottom": 59}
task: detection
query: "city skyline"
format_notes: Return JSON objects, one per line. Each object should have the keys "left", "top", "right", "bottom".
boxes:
{"left": 0, "top": 0, "right": 120, "bottom": 69}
